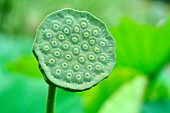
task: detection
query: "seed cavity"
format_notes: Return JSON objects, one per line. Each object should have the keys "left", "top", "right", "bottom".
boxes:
{"left": 88, "top": 37, "right": 96, "bottom": 46}
{"left": 66, "top": 18, "right": 73, "bottom": 25}
{"left": 82, "top": 30, "right": 90, "bottom": 39}
{"left": 46, "top": 31, "right": 53, "bottom": 38}
{"left": 75, "top": 73, "right": 83, "bottom": 83}
{"left": 84, "top": 72, "right": 92, "bottom": 82}
{"left": 88, "top": 53, "right": 96, "bottom": 61}
{"left": 76, "top": 74, "right": 82, "bottom": 80}
{"left": 61, "top": 42, "right": 70, "bottom": 50}
{"left": 73, "top": 25, "right": 80, "bottom": 33}
{"left": 70, "top": 35, "right": 79, "bottom": 44}
{"left": 66, "top": 71, "right": 73, "bottom": 80}
{"left": 64, "top": 52, "right": 72, "bottom": 61}
{"left": 93, "top": 46, "right": 101, "bottom": 54}
{"left": 50, "top": 39, "right": 58, "bottom": 47}
{"left": 81, "top": 42, "right": 89, "bottom": 51}
{"left": 56, "top": 68, "right": 62, "bottom": 75}
{"left": 53, "top": 23, "right": 60, "bottom": 30}
{"left": 41, "top": 44, "right": 50, "bottom": 53}
{"left": 63, "top": 26, "right": 71, "bottom": 36}
{"left": 73, "top": 63, "right": 81, "bottom": 71}
{"left": 61, "top": 61, "right": 69, "bottom": 69}
{"left": 99, "top": 40, "right": 107, "bottom": 47}
{"left": 99, "top": 55, "right": 107, "bottom": 63}
{"left": 78, "top": 55, "right": 86, "bottom": 64}
{"left": 57, "top": 33, "right": 66, "bottom": 41}
{"left": 72, "top": 46, "right": 80, "bottom": 55}
{"left": 94, "top": 63, "right": 103, "bottom": 72}
{"left": 47, "top": 57, "right": 56, "bottom": 66}
{"left": 92, "top": 28, "right": 99, "bottom": 36}
{"left": 80, "top": 20, "right": 88, "bottom": 28}
{"left": 53, "top": 49, "right": 61, "bottom": 58}
{"left": 86, "top": 63, "right": 93, "bottom": 71}
{"left": 52, "top": 67, "right": 62, "bottom": 78}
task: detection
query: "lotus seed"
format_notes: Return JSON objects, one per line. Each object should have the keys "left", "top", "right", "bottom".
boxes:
{"left": 88, "top": 53, "right": 96, "bottom": 61}
{"left": 76, "top": 74, "right": 82, "bottom": 79}
{"left": 50, "top": 39, "right": 58, "bottom": 47}
{"left": 48, "top": 58, "right": 56, "bottom": 65}
{"left": 78, "top": 55, "right": 86, "bottom": 64}
{"left": 99, "top": 55, "right": 107, "bottom": 63}
{"left": 73, "top": 64, "right": 80, "bottom": 71}
{"left": 41, "top": 44, "right": 50, "bottom": 53}
{"left": 95, "top": 64, "right": 102, "bottom": 71}
{"left": 56, "top": 68, "right": 62, "bottom": 75}
{"left": 81, "top": 43, "right": 89, "bottom": 51}
{"left": 85, "top": 63, "right": 93, "bottom": 71}
{"left": 73, "top": 25, "right": 80, "bottom": 33}
{"left": 53, "top": 50, "right": 61, "bottom": 58}
{"left": 66, "top": 18, "right": 73, "bottom": 25}
{"left": 84, "top": 72, "right": 92, "bottom": 81}
{"left": 46, "top": 32, "right": 53, "bottom": 38}
{"left": 53, "top": 23, "right": 60, "bottom": 30}
{"left": 66, "top": 72, "right": 72, "bottom": 79}
{"left": 72, "top": 46, "right": 80, "bottom": 55}
{"left": 82, "top": 30, "right": 90, "bottom": 38}
{"left": 64, "top": 53, "right": 72, "bottom": 61}
{"left": 92, "top": 28, "right": 99, "bottom": 36}
{"left": 93, "top": 46, "right": 101, "bottom": 54}
{"left": 99, "top": 40, "right": 107, "bottom": 47}
{"left": 88, "top": 38, "right": 96, "bottom": 46}
{"left": 70, "top": 35, "right": 79, "bottom": 43}
{"left": 80, "top": 20, "right": 88, "bottom": 28}
{"left": 57, "top": 33, "right": 66, "bottom": 41}
{"left": 85, "top": 72, "right": 90, "bottom": 78}
{"left": 63, "top": 26, "right": 71, "bottom": 35}
{"left": 62, "top": 42, "right": 70, "bottom": 50}
{"left": 61, "top": 61, "right": 69, "bottom": 69}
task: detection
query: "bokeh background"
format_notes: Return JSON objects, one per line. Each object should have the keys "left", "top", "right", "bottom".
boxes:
{"left": 0, "top": 0, "right": 170, "bottom": 113}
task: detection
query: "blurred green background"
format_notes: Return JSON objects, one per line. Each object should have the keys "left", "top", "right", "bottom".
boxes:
{"left": 0, "top": 0, "right": 170, "bottom": 113}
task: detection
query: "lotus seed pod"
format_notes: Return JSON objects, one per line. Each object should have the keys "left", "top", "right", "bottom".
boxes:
{"left": 33, "top": 8, "right": 116, "bottom": 91}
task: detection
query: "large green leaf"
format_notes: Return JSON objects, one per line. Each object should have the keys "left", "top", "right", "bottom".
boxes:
{"left": 146, "top": 63, "right": 170, "bottom": 101}
{"left": 111, "top": 18, "right": 170, "bottom": 75}
{"left": 141, "top": 101, "right": 170, "bottom": 113}
{"left": 81, "top": 66, "right": 143, "bottom": 113}
{"left": 0, "top": 75, "right": 84, "bottom": 113}
{"left": 0, "top": 34, "right": 42, "bottom": 78}
{"left": 98, "top": 76, "right": 147, "bottom": 113}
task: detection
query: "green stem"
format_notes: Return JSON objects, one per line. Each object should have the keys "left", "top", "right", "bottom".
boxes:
{"left": 46, "top": 85, "right": 56, "bottom": 113}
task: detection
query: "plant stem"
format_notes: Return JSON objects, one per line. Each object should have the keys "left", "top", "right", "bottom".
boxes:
{"left": 46, "top": 85, "right": 56, "bottom": 113}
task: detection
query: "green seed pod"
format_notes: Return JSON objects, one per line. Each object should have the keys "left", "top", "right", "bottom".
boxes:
{"left": 33, "top": 8, "right": 116, "bottom": 91}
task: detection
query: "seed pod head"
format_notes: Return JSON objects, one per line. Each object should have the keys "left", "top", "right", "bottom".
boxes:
{"left": 33, "top": 8, "right": 116, "bottom": 91}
